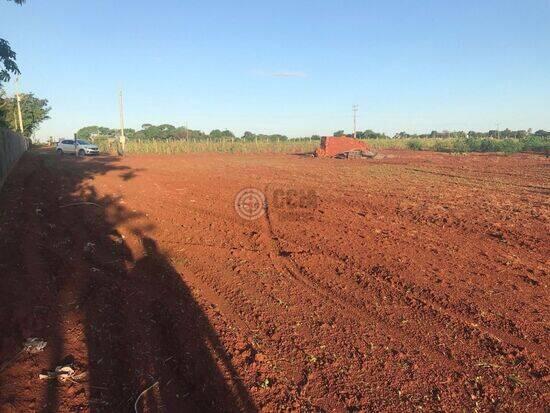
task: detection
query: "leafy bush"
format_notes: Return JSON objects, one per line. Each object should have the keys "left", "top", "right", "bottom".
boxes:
{"left": 498, "top": 139, "right": 523, "bottom": 154}
{"left": 397, "top": 136, "right": 549, "bottom": 154}
{"left": 522, "top": 136, "right": 549, "bottom": 153}
{"left": 478, "top": 139, "right": 496, "bottom": 152}
{"left": 433, "top": 140, "right": 452, "bottom": 152}
{"left": 464, "top": 137, "right": 481, "bottom": 152}
{"left": 407, "top": 140, "right": 423, "bottom": 151}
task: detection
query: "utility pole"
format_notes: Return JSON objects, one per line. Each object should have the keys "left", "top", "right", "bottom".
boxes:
{"left": 497, "top": 123, "right": 500, "bottom": 139}
{"left": 352, "top": 104, "right": 358, "bottom": 139}
{"left": 117, "top": 90, "right": 126, "bottom": 156}
{"left": 119, "top": 90, "right": 125, "bottom": 138}
{"left": 15, "top": 76, "right": 24, "bottom": 135}
{"left": 186, "top": 121, "right": 189, "bottom": 140}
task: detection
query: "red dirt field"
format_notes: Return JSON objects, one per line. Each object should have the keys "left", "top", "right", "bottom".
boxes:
{"left": 0, "top": 149, "right": 548, "bottom": 412}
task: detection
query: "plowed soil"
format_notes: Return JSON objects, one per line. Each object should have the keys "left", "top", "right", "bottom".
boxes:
{"left": 0, "top": 149, "right": 548, "bottom": 412}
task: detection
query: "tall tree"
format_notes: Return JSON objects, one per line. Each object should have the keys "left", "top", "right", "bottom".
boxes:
{"left": 242, "top": 131, "right": 256, "bottom": 141}
{"left": 2, "top": 93, "right": 51, "bottom": 136}
{"left": 1, "top": 0, "right": 26, "bottom": 82}
{"left": 209, "top": 129, "right": 235, "bottom": 140}
{"left": 0, "top": 39, "right": 20, "bottom": 82}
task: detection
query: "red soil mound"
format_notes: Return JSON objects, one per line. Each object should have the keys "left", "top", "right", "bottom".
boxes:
{"left": 315, "top": 136, "right": 370, "bottom": 157}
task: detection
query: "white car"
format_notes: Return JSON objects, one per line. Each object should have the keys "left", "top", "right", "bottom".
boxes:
{"left": 56, "top": 139, "right": 100, "bottom": 156}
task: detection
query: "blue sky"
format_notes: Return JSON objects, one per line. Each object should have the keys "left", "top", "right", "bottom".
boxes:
{"left": 2, "top": 0, "right": 549, "bottom": 139}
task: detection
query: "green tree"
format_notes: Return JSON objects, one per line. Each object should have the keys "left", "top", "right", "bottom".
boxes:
{"left": 0, "top": 39, "right": 20, "bottom": 82}
{"left": 76, "top": 126, "right": 116, "bottom": 140}
{"left": 516, "top": 130, "right": 527, "bottom": 139}
{"left": 209, "top": 129, "right": 223, "bottom": 139}
{"left": 1, "top": 0, "right": 25, "bottom": 83}
{"left": 2, "top": 93, "right": 51, "bottom": 136}
{"left": 333, "top": 130, "right": 345, "bottom": 137}
{"left": 209, "top": 129, "right": 235, "bottom": 140}
{"left": 221, "top": 129, "right": 235, "bottom": 138}
{"left": 158, "top": 124, "right": 175, "bottom": 132}
{"left": 242, "top": 131, "right": 256, "bottom": 141}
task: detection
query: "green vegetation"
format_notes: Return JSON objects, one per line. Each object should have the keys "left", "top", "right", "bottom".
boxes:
{"left": 0, "top": 39, "right": 19, "bottom": 83}
{"left": 355, "top": 128, "right": 549, "bottom": 154}
{"left": 77, "top": 123, "right": 549, "bottom": 155}
{"left": 0, "top": 0, "right": 25, "bottom": 82}
{"left": 0, "top": 93, "right": 51, "bottom": 136}
{"left": 369, "top": 136, "right": 549, "bottom": 154}
{"left": 95, "top": 137, "right": 319, "bottom": 155}
{"left": 433, "top": 136, "right": 548, "bottom": 154}
{"left": 406, "top": 140, "right": 423, "bottom": 151}
{"left": 76, "top": 123, "right": 295, "bottom": 142}
{"left": 91, "top": 135, "right": 548, "bottom": 156}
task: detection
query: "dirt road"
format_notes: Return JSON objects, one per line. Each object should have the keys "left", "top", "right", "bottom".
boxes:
{"left": 0, "top": 149, "right": 548, "bottom": 412}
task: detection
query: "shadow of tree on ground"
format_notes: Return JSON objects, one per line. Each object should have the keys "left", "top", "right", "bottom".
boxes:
{"left": 0, "top": 150, "right": 256, "bottom": 412}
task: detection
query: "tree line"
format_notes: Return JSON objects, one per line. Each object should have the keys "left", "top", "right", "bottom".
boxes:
{"left": 76, "top": 124, "right": 294, "bottom": 142}
{"left": 76, "top": 124, "right": 550, "bottom": 143}
{"left": 391, "top": 129, "right": 550, "bottom": 139}
{"left": 332, "top": 129, "right": 549, "bottom": 139}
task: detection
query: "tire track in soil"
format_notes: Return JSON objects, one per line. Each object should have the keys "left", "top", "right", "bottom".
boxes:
{"left": 166, "top": 189, "right": 516, "bottom": 406}
{"left": 171, "top": 246, "right": 368, "bottom": 398}
{"left": 257, "top": 185, "right": 549, "bottom": 406}
{"left": 269, "top": 204, "right": 548, "bottom": 389}
{"left": 260, "top": 195, "right": 549, "bottom": 403}
{"left": 407, "top": 168, "right": 550, "bottom": 193}
{"left": 258, "top": 195, "right": 464, "bottom": 371}
{"left": 297, "top": 177, "right": 547, "bottom": 352}
{"left": 296, "top": 240, "right": 549, "bottom": 359}
{"left": 167, "top": 227, "right": 429, "bottom": 408}
{"left": 173, "top": 248, "right": 425, "bottom": 410}
{"left": 172, "top": 260, "right": 318, "bottom": 407}
{"left": 112, "top": 176, "right": 309, "bottom": 397}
